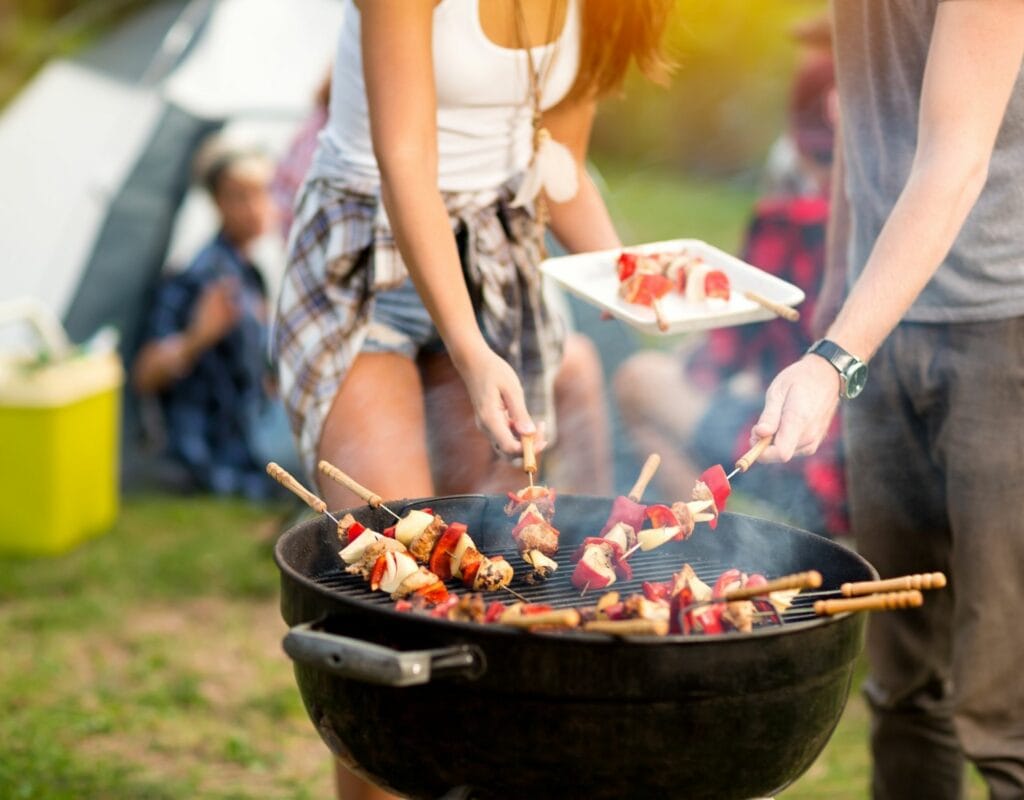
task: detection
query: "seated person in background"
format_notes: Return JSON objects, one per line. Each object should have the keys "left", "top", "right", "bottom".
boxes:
{"left": 133, "top": 135, "right": 300, "bottom": 500}
{"left": 614, "top": 41, "right": 847, "bottom": 537}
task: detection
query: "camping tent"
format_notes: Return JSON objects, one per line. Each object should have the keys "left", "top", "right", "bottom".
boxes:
{"left": 0, "top": 0, "right": 344, "bottom": 486}
{"left": 0, "top": 0, "right": 344, "bottom": 356}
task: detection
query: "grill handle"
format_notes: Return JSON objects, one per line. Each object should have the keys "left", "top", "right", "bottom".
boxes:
{"left": 283, "top": 622, "right": 486, "bottom": 687}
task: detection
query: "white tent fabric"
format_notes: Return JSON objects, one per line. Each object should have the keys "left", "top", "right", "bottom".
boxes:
{"left": 0, "top": 0, "right": 343, "bottom": 339}
{"left": 164, "top": 0, "right": 343, "bottom": 119}
{"left": 0, "top": 61, "right": 163, "bottom": 317}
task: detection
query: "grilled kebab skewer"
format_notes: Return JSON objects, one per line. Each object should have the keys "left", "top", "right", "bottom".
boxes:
{"left": 266, "top": 462, "right": 341, "bottom": 524}
{"left": 506, "top": 438, "right": 560, "bottom": 583}
{"left": 266, "top": 462, "right": 450, "bottom": 605}
{"left": 319, "top": 461, "right": 515, "bottom": 593}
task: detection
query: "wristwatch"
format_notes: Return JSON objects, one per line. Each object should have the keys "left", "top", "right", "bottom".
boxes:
{"left": 806, "top": 339, "right": 868, "bottom": 399}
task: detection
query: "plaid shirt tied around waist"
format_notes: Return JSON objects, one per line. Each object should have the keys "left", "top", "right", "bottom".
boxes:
{"left": 273, "top": 177, "right": 565, "bottom": 473}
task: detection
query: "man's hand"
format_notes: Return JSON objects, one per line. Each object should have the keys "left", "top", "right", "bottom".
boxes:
{"left": 753, "top": 355, "right": 841, "bottom": 462}
{"left": 187, "top": 277, "right": 241, "bottom": 353}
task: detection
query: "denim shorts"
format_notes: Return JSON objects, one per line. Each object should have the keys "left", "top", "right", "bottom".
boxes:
{"left": 362, "top": 279, "right": 447, "bottom": 359}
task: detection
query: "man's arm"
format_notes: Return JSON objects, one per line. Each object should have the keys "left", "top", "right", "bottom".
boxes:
{"left": 755, "top": 0, "right": 1024, "bottom": 461}
{"left": 811, "top": 119, "right": 849, "bottom": 339}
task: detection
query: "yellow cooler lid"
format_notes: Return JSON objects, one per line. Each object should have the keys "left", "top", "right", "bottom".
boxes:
{"left": 0, "top": 351, "right": 124, "bottom": 407}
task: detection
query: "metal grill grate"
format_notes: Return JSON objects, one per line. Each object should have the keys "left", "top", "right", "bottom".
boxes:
{"left": 313, "top": 540, "right": 823, "bottom": 625}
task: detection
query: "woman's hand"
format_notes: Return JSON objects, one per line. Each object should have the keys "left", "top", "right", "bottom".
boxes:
{"left": 454, "top": 344, "right": 543, "bottom": 457}
{"left": 752, "top": 356, "right": 841, "bottom": 462}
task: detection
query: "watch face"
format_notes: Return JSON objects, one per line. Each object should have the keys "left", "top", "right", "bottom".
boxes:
{"left": 844, "top": 363, "right": 868, "bottom": 399}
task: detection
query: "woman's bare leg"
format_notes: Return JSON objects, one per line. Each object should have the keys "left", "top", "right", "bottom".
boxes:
{"left": 317, "top": 352, "right": 435, "bottom": 508}
{"left": 419, "top": 352, "right": 524, "bottom": 496}
{"left": 548, "top": 333, "right": 613, "bottom": 495}
{"left": 317, "top": 352, "right": 433, "bottom": 800}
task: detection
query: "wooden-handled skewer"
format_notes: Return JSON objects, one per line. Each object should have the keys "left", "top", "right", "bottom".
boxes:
{"left": 744, "top": 290, "right": 800, "bottom": 322}
{"left": 723, "top": 570, "right": 822, "bottom": 602}
{"left": 840, "top": 572, "right": 947, "bottom": 597}
{"left": 266, "top": 462, "right": 339, "bottom": 524}
{"left": 499, "top": 608, "right": 581, "bottom": 629}
{"left": 583, "top": 618, "right": 669, "bottom": 636}
{"left": 628, "top": 453, "right": 661, "bottom": 502}
{"left": 652, "top": 298, "right": 670, "bottom": 332}
{"left": 814, "top": 590, "right": 923, "bottom": 616}
{"left": 727, "top": 436, "right": 772, "bottom": 480}
{"left": 317, "top": 460, "right": 402, "bottom": 522}
{"left": 521, "top": 433, "right": 537, "bottom": 488}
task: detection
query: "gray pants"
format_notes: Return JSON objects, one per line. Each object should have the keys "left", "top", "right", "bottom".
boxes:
{"left": 846, "top": 317, "right": 1024, "bottom": 800}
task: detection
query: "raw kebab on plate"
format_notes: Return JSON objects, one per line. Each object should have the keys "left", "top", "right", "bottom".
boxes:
{"left": 616, "top": 248, "right": 731, "bottom": 313}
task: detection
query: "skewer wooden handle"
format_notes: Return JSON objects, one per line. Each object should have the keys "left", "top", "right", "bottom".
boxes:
{"left": 318, "top": 460, "right": 383, "bottom": 508}
{"left": 724, "top": 570, "right": 822, "bottom": 601}
{"left": 744, "top": 290, "right": 800, "bottom": 322}
{"left": 652, "top": 299, "right": 670, "bottom": 332}
{"left": 266, "top": 462, "right": 326, "bottom": 513}
{"left": 734, "top": 436, "right": 772, "bottom": 474}
{"left": 521, "top": 433, "right": 537, "bottom": 476}
{"left": 814, "top": 590, "right": 923, "bottom": 616}
{"left": 583, "top": 619, "right": 669, "bottom": 636}
{"left": 500, "top": 609, "right": 581, "bottom": 629}
{"left": 841, "top": 572, "right": 947, "bottom": 597}
{"left": 627, "top": 453, "right": 661, "bottom": 501}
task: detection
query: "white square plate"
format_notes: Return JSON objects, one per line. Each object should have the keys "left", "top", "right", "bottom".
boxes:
{"left": 540, "top": 238, "right": 805, "bottom": 335}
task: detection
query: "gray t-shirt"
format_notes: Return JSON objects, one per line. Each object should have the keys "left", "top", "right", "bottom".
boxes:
{"left": 834, "top": 0, "right": 1024, "bottom": 323}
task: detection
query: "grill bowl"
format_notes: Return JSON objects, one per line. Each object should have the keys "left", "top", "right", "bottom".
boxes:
{"left": 275, "top": 494, "right": 875, "bottom": 800}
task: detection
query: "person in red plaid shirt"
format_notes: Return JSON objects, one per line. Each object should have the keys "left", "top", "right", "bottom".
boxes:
{"left": 615, "top": 38, "right": 847, "bottom": 537}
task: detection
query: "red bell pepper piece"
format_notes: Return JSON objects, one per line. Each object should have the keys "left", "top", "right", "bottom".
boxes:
{"left": 459, "top": 548, "right": 484, "bottom": 588}
{"left": 617, "top": 251, "right": 639, "bottom": 281}
{"left": 484, "top": 601, "right": 506, "bottom": 623}
{"left": 414, "top": 580, "right": 449, "bottom": 606}
{"left": 615, "top": 557, "right": 634, "bottom": 582}
{"left": 599, "top": 495, "right": 646, "bottom": 535}
{"left": 369, "top": 554, "right": 388, "bottom": 591}
{"left": 622, "top": 273, "right": 673, "bottom": 306}
{"left": 687, "top": 605, "right": 725, "bottom": 635}
{"left": 429, "top": 595, "right": 459, "bottom": 618}
{"left": 645, "top": 503, "right": 677, "bottom": 528}
{"left": 345, "top": 520, "right": 366, "bottom": 544}
{"left": 698, "top": 463, "right": 731, "bottom": 529}
{"left": 704, "top": 269, "right": 730, "bottom": 300}
{"left": 571, "top": 555, "right": 616, "bottom": 591}
{"left": 643, "top": 580, "right": 672, "bottom": 602}
{"left": 674, "top": 266, "right": 687, "bottom": 294}
{"left": 429, "top": 522, "right": 466, "bottom": 580}
{"left": 713, "top": 568, "right": 744, "bottom": 598}
{"left": 382, "top": 525, "right": 396, "bottom": 539}
{"left": 512, "top": 511, "right": 546, "bottom": 537}
{"left": 521, "top": 603, "right": 554, "bottom": 616}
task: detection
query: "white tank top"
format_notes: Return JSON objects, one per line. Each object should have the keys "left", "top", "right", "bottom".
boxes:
{"left": 314, "top": 0, "right": 581, "bottom": 192}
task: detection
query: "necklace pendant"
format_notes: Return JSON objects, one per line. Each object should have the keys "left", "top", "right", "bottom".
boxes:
{"left": 512, "top": 127, "right": 579, "bottom": 208}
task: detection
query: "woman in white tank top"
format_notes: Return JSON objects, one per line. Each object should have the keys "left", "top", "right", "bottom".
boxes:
{"left": 274, "top": 1, "right": 672, "bottom": 562}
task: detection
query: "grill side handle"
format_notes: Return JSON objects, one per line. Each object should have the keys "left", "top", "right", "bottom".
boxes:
{"left": 283, "top": 623, "right": 486, "bottom": 687}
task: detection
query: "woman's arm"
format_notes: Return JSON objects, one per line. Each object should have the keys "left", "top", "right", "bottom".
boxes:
{"left": 357, "top": 0, "right": 537, "bottom": 455}
{"left": 754, "top": 0, "right": 1024, "bottom": 462}
{"left": 542, "top": 96, "right": 622, "bottom": 253}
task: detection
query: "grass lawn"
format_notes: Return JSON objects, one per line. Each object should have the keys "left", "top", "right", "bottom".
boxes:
{"left": 0, "top": 164, "right": 984, "bottom": 799}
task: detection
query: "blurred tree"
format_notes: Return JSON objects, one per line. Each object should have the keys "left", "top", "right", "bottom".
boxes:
{"left": 0, "top": 0, "right": 158, "bottom": 107}
{"left": 592, "top": 0, "right": 827, "bottom": 178}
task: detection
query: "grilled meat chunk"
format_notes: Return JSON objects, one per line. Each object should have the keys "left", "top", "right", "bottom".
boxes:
{"left": 472, "top": 557, "right": 514, "bottom": 592}
{"left": 513, "top": 522, "right": 559, "bottom": 557}
{"left": 346, "top": 538, "right": 405, "bottom": 580}
{"left": 408, "top": 515, "right": 446, "bottom": 563}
